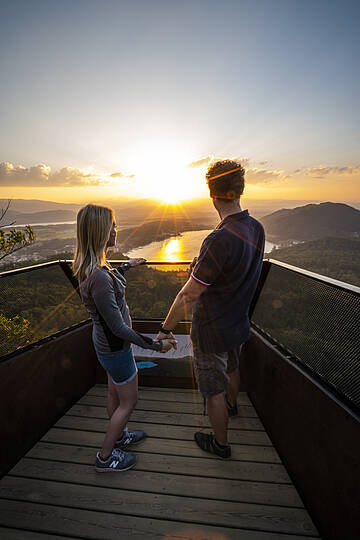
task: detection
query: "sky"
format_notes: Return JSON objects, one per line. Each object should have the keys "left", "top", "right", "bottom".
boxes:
{"left": 0, "top": 0, "right": 359, "bottom": 205}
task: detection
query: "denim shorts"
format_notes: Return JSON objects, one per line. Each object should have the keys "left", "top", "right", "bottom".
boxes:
{"left": 96, "top": 347, "right": 138, "bottom": 386}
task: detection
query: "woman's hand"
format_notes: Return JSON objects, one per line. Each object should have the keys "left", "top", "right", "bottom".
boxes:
{"left": 128, "top": 258, "right": 146, "bottom": 267}
{"left": 160, "top": 338, "right": 178, "bottom": 353}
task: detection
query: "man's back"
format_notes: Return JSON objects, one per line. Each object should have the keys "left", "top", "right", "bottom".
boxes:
{"left": 191, "top": 210, "right": 264, "bottom": 353}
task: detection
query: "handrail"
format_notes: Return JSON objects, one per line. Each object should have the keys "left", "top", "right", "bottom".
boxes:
{"left": 268, "top": 258, "right": 360, "bottom": 295}
{"left": 2, "top": 258, "right": 358, "bottom": 294}
{"left": 0, "top": 260, "right": 61, "bottom": 278}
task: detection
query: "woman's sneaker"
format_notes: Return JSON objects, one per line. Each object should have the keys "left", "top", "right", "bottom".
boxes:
{"left": 194, "top": 432, "right": 231, "bottom": 459}
{"left": 95, "top": 448, "right": 136, "bottom": 472}
{"left": 114, "top": 427, "right": 147, "bottom": 450}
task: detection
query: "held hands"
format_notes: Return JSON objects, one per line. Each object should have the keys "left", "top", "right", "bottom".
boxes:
{"left": 159, "top": 337, "right": 178, "bottom": 353}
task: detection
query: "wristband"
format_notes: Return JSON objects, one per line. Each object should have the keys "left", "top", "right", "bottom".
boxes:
{"left": 159, "top": 322, "right": 172, "bottom": 335}
{"left": 121, "top": 262, "right": 131, "bottom": 272}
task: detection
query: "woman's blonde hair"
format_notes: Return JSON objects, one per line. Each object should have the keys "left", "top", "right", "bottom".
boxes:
{"left": 72, "top": 204, "right": 114, "bottom": 282}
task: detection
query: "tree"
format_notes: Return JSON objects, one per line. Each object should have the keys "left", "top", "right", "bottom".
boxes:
{"left": 0, "top": 314, "right": 34, "bottom": 356}
{"left": 0, "top": 200, "right": 35, "bottom": 261}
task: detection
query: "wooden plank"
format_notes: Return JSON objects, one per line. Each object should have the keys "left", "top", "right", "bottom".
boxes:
{"left": 79, "top": 395, "right": 259, "bottom": 417}
{"left": 0, "top": 528, "right": 70, "bottom": 539}
{"left": 42, "top": 427, "right": 281, "bottom": 463}
{"left": 10, "top": 457, "right": 304, "bottom": 508}
{"left": 26, "top": 442, "right": 292, "bottom": 483}
{"left": 88, "top": 386, "right": 252, "bottom": 405}
{"left": 67, "top": 404, "right": 264, "bottom": 431}
{"left": 0, "top": 477, "right": 318, "bottom": 536}
{"left": 0, "top": 499, "right": 320, "bottom": 540}
{"left": 55, "top": 415, "right": 273, "bottom": 446}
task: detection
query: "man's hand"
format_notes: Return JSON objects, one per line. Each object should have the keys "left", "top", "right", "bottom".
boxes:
{"left": 188, "top": 256, "right": 198, "bottom": 277}
{"left": 128, "top": 257, "right": 146, "bottom": 267}
{"left": 159, "top": 338, "right": 178, "bottom": 352}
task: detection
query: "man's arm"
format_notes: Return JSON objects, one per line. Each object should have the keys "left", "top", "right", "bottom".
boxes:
{"left": 157, "top": 276, "right": 207, "bottom": 339}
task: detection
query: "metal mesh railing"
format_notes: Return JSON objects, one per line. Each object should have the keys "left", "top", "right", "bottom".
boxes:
{"left": 0, "top": 262, "right": 88, "bottom": 358}
{"left": 2, "top": 258, "right": 359, "bottom": 414}
{"left": 0, "top": 261, "right": 191, "bottom": 359}
{"left": 252, "top": 261, "right": 360, "bottom": 412}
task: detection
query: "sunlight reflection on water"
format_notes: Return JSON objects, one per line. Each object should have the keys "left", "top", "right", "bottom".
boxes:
{"left": 126, "top": 229, "right": 275, "bottom": 269}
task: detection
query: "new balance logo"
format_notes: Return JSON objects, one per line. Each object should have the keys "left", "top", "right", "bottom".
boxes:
{"left": 109, "top": 460, "right": 119, "bottom": 468}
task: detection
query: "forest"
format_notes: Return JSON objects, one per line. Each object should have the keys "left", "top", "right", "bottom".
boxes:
{"left": 267, "top": 237, "right": 360, "bottom": 286}
{"left": 0, "top": 262, "right": 189, "bottom": 357}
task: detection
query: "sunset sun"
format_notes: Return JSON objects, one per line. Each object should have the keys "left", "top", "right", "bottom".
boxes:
{"left": 127, "top": 145, "right": 207, "bottom": 204}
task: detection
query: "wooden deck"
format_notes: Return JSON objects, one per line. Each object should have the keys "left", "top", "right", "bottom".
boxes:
{"left": 0, "top": 385, "right": 320, "bottom": 539}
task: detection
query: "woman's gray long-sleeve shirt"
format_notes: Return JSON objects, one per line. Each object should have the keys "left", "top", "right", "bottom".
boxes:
{"left": 79, "top": 265, "right": 162, "bottom": 355}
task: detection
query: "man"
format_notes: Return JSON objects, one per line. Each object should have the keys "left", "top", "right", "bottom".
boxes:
{"left": 157, "top": 159, "right": 265, "bottom": 459}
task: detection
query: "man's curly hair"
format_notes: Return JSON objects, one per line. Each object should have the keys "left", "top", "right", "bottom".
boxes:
{"left": 206, "top": 159, "right": 245, "bottom": 200}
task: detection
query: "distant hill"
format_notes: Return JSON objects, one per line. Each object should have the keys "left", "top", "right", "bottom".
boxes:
{"left": 0, "top": 199, "right": 81, "bottom": 213}
{"left": 260, "top": 202, "right": 360, "bottom": 242}
{"left": 3, "top": 209, "right": 77, "bottom": 226}
{"left": 266, "top": 237, "right": 360, "bottom": 286}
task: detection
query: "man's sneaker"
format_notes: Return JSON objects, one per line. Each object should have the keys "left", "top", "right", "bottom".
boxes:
{"left": 95, "top": 448, "right": 136, "bottom": 472}
{"left": 114, "top": 427, "right": 147, "bottom": 450}
{"left": 194, "top": 432, "right": 231, "bottom": 459}
{"left": 225, "top": 394, "right": 239, "bottom": 417}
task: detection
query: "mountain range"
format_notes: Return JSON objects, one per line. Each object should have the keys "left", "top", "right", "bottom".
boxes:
{"left": 260, "top": 202, "right": 360, "bottom": 242}
{"left": 1, "top": 199, "right": 360, "bottom": 244}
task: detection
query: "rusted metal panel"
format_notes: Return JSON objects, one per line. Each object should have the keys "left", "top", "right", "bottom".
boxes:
{"left": 0, "top": 322, "right": 97, "bottom": 477}
{"left": 241, "top": 329, "right": 360, "bottom": 540}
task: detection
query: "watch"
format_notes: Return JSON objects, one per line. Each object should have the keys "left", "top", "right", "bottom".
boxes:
{"left": 159, "top": 322, "right": 172, "bottom": 335}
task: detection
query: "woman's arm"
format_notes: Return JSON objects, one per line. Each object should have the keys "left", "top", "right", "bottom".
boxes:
{"left": 91, "top": 270, "right": 164, "bottom": 351}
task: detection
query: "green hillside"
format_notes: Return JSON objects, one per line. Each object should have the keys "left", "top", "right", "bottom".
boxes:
{"left": 267, "top": 237, "right": 360, "bottom": 286}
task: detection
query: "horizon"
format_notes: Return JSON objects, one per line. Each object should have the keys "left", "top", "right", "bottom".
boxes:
{"left": 2, "top": 196, "right": 360, "bottom": 220}
{"left": 1, "top": 1, "right": 359, "bottom": 206}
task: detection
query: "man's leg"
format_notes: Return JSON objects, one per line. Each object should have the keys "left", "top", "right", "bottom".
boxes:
{"left": 227, "top": 367, "right": 240, "bottom": 407}
{"left": 207, "top": 391, "right": 229, "bottom": 446}
{"left": 192, "top": 340, "right": 231, "bottom": 457}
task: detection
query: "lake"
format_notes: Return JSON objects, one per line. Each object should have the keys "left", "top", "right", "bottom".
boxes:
{"left": 126, "top": 229, "right": 276, "bottom": 263}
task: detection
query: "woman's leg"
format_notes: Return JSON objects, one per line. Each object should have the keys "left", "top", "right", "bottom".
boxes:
{"left": 100, "top": 374, "right": 138, "bottom": 459}
{"left": 107, "top": 373, "right": 119, "bottom": 418}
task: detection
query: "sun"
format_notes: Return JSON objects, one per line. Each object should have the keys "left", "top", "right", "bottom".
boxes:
{"left": 128, "top": 144, "right": 207, "bottom": 204}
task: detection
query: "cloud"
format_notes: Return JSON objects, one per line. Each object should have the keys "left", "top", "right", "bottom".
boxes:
{"left": 110, "top": 171, "right": 135, "bottom": 179}
{"left": 187, "top": 156, "right": 212, "bottom": 168}
{"left": 0, "top": 161, "right": 117, "bottom": 187}
{"left": 246, "top": 168, "right": 285, "bottom": 184}
{"left": 0, "top": 162, "right": 51, "bottom": 185}
{"left": 49, "top": 167, "right": 105, "bottom": 186}
{"left": 294, "top": 165, "right": 360, "bottom": 178}
{"left": 187, "top": 155, "right": 252, "bottom": 169}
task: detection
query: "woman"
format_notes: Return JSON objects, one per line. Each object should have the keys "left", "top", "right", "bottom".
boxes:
{"left": 73, "top": 204, "right": 176, "bottom": 472}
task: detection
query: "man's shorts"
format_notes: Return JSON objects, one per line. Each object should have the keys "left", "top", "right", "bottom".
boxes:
{"left": 192, "top": 339, "right": 243, "bottom": 398}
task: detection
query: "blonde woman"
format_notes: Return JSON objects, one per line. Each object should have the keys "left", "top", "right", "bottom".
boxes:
{"left": 73, "top": 204, "right": 177, "bottom": 472}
